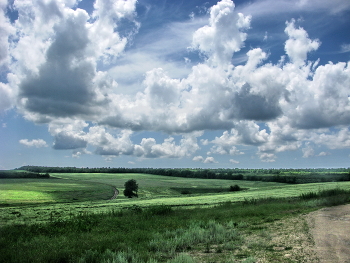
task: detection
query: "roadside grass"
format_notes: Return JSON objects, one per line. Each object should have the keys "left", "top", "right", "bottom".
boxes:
{"left": 1, "top": 188, "right": 350, "bottom": 263}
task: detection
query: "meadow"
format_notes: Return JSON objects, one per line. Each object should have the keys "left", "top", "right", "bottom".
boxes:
{"left": 1, "top": 171, "right": 350, "bottom": 262}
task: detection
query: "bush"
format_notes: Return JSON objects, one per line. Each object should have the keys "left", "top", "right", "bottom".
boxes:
{"left": 229, "top": 185, "right": 241, "bottom": 192}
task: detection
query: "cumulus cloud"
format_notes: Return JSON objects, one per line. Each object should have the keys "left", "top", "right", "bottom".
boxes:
{"left": 193, "top": 155, "right": 217, "bottom": 163}
{"left": 49, "top": 120, "right": 88, "bottom": 150}
{"left": 258, "top": 153, "right": 276, "bottom": 162}
{"left": 192, "top": 0, "right": 251, "bottom": 66}
{"left": 133, "top": 132, "right": 201, "bottom": 158}
{"left": 209, "top": 131, "right": 245, "bottom": 155}
{"left": 302, "top": 143, "right": 315, "bottom": 158}
{"left": 0, "top": 1, "right": 14, "bottom": 66}
{"left": 8, "top": 0, "right": 137, "bottom": 122}
{"left": 72, "top": 148, "right": 91, "bottom": 158}
{"left": 0, "top": 82, "right": 14, "bottom": 112}
{"left": 284, "top": 19, "right": 320, "bottom": 66}
{"left": 19, "top": 139, "right": 48, "bottom": 148}
{"left": 193, "top": 156, "right": 204, "bottom": 162}
{"left": 204, "top": 156, "right": 218, "bottom": 163}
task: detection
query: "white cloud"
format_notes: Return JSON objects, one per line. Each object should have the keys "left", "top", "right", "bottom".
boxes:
{"left": 90, "top": 0, "right": 139, "bottom": 64}
{"left": 0, "top": 1, "right": 15, "bottom": 66}
{"left": 192, "top": 0, "right": 251, "bottom": 66}
{"left": 318, "top": 151, "right": 330, "bottom": 157}
{"left": 203, "top": 156, "right": 218, "bottom": 163}
{"left": 0, "top": 82, "right": 14, "bottom": 112}
{"left": 133, "top": 132, "right": 201, "bottom": 158}
{"left": 193, "top": 155, "right": 204, "bottom": 162}
{"left": 340, "top": 44, "right": 350, "bottom": 53}
{"left": 229, "top": 159, "right": 239, "bottom": 164}
{"left": 258, "top": 152, "right": 276, "bottom": 162}
{"left": 209, "top": 130, "right": 245, "bottom": 155}
{"left": 19, "top": 139, "right": 48, "bottom": 148}
{"left": 302, "top": 142, "right": 314, "bottom": 158}
{"left": 87, "top": 127, "right": 134, "bottom": 156}
{"left": 284, "top": 19, "right": 320, "bottom": 66}
{"left": 192, "top": 155, "right": 218, "bottom": 164}
{"left": 49, "top": 120, "right": 88, "bottom": 150}
{"left": 237, "top": 0, "right": 350, "bottom": 17}
{"left": 310, "top": 128, "right": 350, "bottom": 149}
{"left": 72, "top": 148, "right": 91, "bottom": 158}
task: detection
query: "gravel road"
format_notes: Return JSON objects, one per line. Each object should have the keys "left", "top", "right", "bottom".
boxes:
{"left": 307, "top": 204, "right": 350, "bottom": 263}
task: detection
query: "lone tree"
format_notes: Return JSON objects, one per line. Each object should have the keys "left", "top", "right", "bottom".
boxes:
{"left": 123, "top": 179, "right": 138, "bottom": 198}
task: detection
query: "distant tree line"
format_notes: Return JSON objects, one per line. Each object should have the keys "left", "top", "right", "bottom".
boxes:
{"left": 0, "top": 170, "right": 50, "bottom": 179}
{"left": 16, "top": 166, "right": 350, "bottom": 184}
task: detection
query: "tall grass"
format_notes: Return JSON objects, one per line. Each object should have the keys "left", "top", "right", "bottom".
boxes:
{"left": 300, "top": 188, "right": 350, "bottom": 206}
{"left": 149, "top": 220, "right": 240, "bottom": 256}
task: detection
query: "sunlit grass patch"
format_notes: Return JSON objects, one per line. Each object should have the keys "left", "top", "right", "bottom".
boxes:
{"left": 0, "top": 190, "right": 55, "bottom": 203}
{"left": 0, "top": 178, "right": 114, "bottom": 205}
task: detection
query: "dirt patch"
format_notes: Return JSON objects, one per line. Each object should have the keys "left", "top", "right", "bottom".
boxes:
{"left": 306, "top": 204, "right": 350, "bottom": 263}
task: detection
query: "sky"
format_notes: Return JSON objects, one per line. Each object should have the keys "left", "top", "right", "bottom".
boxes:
{"left": 1, "top": 0, "right": 350, "bottom": 170}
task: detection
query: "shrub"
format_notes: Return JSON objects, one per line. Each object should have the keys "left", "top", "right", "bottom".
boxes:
{"left": 229, "top": 185, "right": 241, "bottom": 192}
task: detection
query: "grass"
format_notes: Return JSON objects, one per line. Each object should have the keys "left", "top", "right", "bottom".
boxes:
{"left": 52, "top": 173, "right": 284, "bottom": 198}
{"left": 1, "top": 188, "right": 349, "bottom": 263}
{"left": 1, "top": 172, "right": 350, "bottom": 262}
{"left": 0, "top": 178, "right": 114, "bottom": 206}
{"left": 1, "top": 174, "right": 350, "bottom": 226}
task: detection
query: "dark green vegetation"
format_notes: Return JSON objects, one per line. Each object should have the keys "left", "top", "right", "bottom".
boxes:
{"left": 124, "top": 179, "right": 139, "bottom": 198}
{"left": 0, "top": 170, "right": 50, "bottom": 179}
{"left": 18, "top": 166, "right": 350, "bottom": 184}
{"left": 1, "top": 188, "right": 350, "bottom": 263}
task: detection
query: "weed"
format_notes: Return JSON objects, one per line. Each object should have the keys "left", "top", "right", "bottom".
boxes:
{"left": 242, "top": 256, "right": 257, "bottom": 263}
{"left": 167, "top": 254, "right": 196, "bottom": 263}
{"left": 145, "top": 205, "right": 173, "bottom": 216}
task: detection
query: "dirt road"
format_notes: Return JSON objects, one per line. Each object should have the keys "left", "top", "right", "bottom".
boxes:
{"left": 109, "top": 187, "right": 119, "bottom": 200}
{"left": 307, "top": 204, "right": 350, "bottom": 263}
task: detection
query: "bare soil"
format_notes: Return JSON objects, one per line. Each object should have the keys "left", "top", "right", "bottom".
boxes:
{"left": 306, "top": 204, "right": 350, "bottom": 263}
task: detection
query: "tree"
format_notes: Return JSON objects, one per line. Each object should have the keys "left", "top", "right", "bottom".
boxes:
{"left": 123, "top": 179, "right": 138, "bottom": 198}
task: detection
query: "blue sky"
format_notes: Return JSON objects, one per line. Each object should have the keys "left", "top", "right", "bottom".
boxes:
{"left": 1, "top": 0, "right": 350, "bottom": 169}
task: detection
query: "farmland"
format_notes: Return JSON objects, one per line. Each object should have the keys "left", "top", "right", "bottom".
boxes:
{"left": 0, "top": 169, "right": 350, "bottom": 262}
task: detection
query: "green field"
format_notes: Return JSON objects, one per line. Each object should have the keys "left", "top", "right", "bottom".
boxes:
{"left": 53, "top": 172, "right": 287, "bottom": 198}
{"left": 1, "top": 173, "right": 350, "bottom": 226}
{"left": 1, "top": 172, "right": 350, "bottom": 262}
